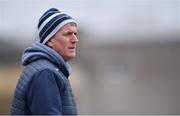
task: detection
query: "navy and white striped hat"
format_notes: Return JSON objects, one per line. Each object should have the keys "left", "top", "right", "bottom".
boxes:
{"left": 38, "top": 8, "right": 77, "bottom": 44}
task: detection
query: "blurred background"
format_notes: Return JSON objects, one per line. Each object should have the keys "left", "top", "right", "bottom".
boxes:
{"left": 0, "top": 0, "right": 180, "bottom": 115}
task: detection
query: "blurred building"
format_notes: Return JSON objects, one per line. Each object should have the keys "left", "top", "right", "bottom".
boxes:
{"left": 0, "top": 40, "right": 23, "bottom": 114}
{"left": 75, "top": 35, "right": 180, "bottom": 114}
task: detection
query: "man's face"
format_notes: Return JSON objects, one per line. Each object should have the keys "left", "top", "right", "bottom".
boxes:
{"left": 47, "top": 23, "right": 78, "bottom": 61}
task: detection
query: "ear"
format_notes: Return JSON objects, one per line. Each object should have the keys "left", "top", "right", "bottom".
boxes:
{"left": 47, "top": 39, "right": 53, "bottom": 48}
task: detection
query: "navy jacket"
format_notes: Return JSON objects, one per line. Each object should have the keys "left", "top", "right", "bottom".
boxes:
{"left": 11, "top": 42, "right": 77, "bottom": 115}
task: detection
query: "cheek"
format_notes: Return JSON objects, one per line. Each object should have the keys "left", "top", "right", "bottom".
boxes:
{"left": 57, "top": 41, "right": 68, "bottom": 53}
{"left": 55, "top": 39, "right": 65, "bottom": 47}
{"left": 53, "top": 37, "right": 69, "bottom": 52}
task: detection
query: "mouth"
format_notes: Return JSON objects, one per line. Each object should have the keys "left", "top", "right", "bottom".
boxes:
{"left": 69, "top": 46, "right": 75, "bottom": 49}
{"left": 68, "top": 47, "right": 76, "bottom": 50}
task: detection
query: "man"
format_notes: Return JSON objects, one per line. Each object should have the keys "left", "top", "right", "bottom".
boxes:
{"left": 11, "top": 8, "right": 78, "bottom": 115}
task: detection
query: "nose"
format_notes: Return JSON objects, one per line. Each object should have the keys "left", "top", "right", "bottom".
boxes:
{"left": 71, "top": 34, "right": 79, "bottom": 43}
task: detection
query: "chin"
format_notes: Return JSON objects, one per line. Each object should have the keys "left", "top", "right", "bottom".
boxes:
{"left": 70, "top": 54, "right": 76, "bottom": 59}
{"left": 66, "top": 54, "right": 76, "bottom": 60}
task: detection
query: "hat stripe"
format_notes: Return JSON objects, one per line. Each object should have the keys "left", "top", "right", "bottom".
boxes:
{"left": 38, "top": 13, "right": 63, "bottom": 34}
{"left": 39, "top": 14, "right": 69, "bottom": 38}
{"left": 40, "top": 16, "right": 72, "bottom": 42}
{"left": 38, "top": 11, "right": 59, "bottom": 28}
{"left": 38, "top": 8, "right": 59, "bottom": 21}
{"left": 39, "top": 9, "right": 59, "bottom": 21}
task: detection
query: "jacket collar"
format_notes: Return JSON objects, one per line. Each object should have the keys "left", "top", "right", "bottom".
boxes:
{"left": 22, "top": 42, "right": 71, "bottom": 77}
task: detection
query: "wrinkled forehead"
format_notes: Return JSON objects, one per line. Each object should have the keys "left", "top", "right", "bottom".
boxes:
{"left": 60, "top": 22, "right": 77, "bottom": 30}
{"left": 59, "top": 22, "right": 77, "bottom": 32}
{"left": 68, "top": 22, "right": 77, "bottom": 27}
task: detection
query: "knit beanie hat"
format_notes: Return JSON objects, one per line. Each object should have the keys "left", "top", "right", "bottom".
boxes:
{"left": 38, "top": 8, "right": 77, "bottom": 44}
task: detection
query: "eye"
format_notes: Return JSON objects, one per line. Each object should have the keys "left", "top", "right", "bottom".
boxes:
{"left": 74, "top": 32, "right": 77, "bottom": 36}
{"left": 63, "top": 32, "right": 72, "bottom": 36}
{"left": 63, "top": 32, "right": 77, "bottom": 37}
